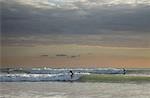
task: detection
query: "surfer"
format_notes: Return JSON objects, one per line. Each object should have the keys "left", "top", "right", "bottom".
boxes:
{"left": 69, "top": 70, "right": 74, "bottom": 79}
{"left": 7, "top": 68, "right": 10, "bottom": 74}
{"left": 123, "top": 68, "right": 126, "bottom": 75}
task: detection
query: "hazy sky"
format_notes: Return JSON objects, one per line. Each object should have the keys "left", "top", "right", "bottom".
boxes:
{"left": 2, "top": 0, "right": 150, "bottom": 47}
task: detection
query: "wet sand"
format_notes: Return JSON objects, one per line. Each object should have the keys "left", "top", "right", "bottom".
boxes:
{"left": 1, "top": 82, "right": 150, "bottom": 98}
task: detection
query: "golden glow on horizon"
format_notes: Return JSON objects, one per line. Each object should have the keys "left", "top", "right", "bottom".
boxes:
{"left": 1, "top": 44, "right": 150, "bottom": 68}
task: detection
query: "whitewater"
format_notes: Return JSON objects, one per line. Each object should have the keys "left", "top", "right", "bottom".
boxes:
{"left": 0, "top": 68, "right": 124, "bottom": 82}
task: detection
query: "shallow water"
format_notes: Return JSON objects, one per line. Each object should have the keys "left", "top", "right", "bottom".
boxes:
{"left": 0, "top": 68, "right": 125, "bottom": 82}
{"left": 0, "top": 82, "right": 150, "bottom": 98}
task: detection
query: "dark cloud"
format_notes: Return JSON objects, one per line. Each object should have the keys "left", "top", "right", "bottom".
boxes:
{"left": 1, "top": 0, "right": 150, "bottom": 47}
{"left": 2, "top": 0, "right": 150, "bottom": 35}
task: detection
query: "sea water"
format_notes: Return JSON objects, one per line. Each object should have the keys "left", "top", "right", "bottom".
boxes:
{"left": 0, "top": 82, "right": 150, "bottom": 98}
{"left": 0, "top": 68, "right": 150, "bottom": 98}
{"left": 0, "top": 68, "right": 124, "bottom": 82}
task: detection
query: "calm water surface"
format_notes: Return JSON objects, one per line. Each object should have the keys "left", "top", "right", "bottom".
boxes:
{"left": 0, "top": 82, "right": 150, "bottom": 98}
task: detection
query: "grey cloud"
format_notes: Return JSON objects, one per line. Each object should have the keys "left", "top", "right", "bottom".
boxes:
{"left": 2, "top": 0, "right": 150, "bottom": 35}
{"left": 9, "top": 0, "right": 150, "bottom": 9}
{"left": 2, "top": 33, "right": 150, "bottom": 48}
{"left": 1, "top": 0, "right": 150, "bottom": 47}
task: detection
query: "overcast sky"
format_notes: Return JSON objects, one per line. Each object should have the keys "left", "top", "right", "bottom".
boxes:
{"left": 1, "top": 0, "right": 150, "bottom": 47}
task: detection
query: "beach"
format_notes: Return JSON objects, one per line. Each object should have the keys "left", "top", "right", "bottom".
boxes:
{"left": 1, "top": 82, "right": 150, "bottom": 98}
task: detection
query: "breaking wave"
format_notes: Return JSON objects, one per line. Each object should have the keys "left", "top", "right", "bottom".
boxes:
{"left": 0, "top": 68, "right": 124, "bottom": 82}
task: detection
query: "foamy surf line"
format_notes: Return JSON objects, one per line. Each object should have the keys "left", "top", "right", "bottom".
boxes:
{"left": 0, "top": 68, "right": 124, "bottom": 74}
{"left": 1, "top": 68, "right": 150, "bottom": 82}
{"left": 0, "top": 73, "right": 86, "bottom": 82}
{"left": 0, "top": 68, "right": 124, "bottom": 82}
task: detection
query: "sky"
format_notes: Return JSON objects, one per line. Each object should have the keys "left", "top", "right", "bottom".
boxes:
{"left": 2, "top": 0, "right": 150, "bottom": 47}
{"left": 1, "top": 0, "right": 150, "bottom": 67}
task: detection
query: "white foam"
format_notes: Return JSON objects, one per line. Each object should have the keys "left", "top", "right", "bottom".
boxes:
{"left": 0, "top": 68, "right": 125, "bottom": 82}
{"left": 28, "top": 68, "right": 124, "bottom": 74}
{"left": 0, "top": 73, "right": 84, "bottom": 82}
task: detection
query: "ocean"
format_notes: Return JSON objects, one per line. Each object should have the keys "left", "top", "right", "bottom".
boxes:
{"left": 0, "top": 68, "right": 124, "bottom": 82}
{"left": 0, "top": 68, "right": 150, "bottom": 98}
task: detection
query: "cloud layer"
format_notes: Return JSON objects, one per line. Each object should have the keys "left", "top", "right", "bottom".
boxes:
{"left": 8, "top": 0, "right": 150, "bottom": 9}
{"left": 1, "top": 0, "right": 150, "bottom": 47}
